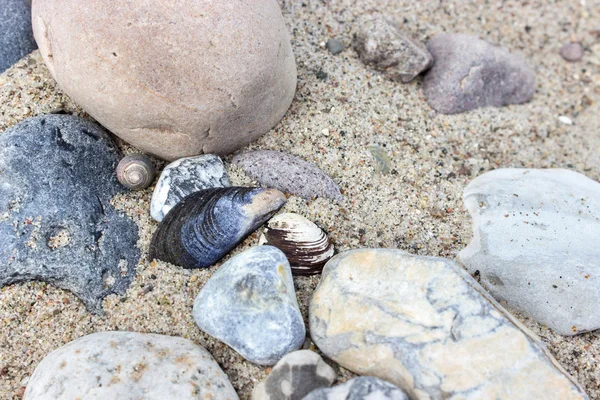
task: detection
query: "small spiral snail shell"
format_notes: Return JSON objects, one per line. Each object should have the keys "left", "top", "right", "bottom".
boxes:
{"left": 116, "top": 154, "right": 155, "bottom": 190}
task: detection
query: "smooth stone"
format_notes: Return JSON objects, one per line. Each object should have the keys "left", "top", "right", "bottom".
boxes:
{"left": 326, "top": 39, "right": 345, "bottom": 55}
{"left": 459, "top": 168, "right": 600, "bottom": 335}
{"left": 193, "top": 246, "right": 305, "bottom": 365}
{"left": 32, "top": 0, "right": 297, "bottom": 160}
{"left": 0, "top": 115, "right": 139, "bottom": 313}
{"left": 0, "top": 0, "right": 37, "bottom": 72}
{"left": 309, "top": 249, "right": 588, "bottom": 400}
{"left": 560, "top": 42, "right": 584, "bottom": 62}
{"left": 24, "top": 331, "right": 239, "bottom": 399}
{"left": 252, "top": 350, "right": 336, "bottom": 400}
{"left": 303, "top": 377, "right": 408, "bottom": 400}
{"left": 423, "top": 34, "right": 536, "bottom": 114}
{"left": 353, "top": 14, "right": 432, "bottom": 83}
{"left": 232, "top": 150, "right": 343, "bottom": 202}
{"left": 150, "top": 154, "right": 230, "bottom": 222}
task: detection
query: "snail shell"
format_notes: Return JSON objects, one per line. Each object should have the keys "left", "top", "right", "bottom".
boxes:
{"left": 259, "top": 213, "right": 334, "bottom": 275}
{"left": 116, "top": 154, "right": 155, "bottom": 190}
{"left": 150, "top": 187, "right": 286, "bottom": 269}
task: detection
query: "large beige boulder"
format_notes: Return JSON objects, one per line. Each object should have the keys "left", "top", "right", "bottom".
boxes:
{"left": 32, "top": 0, "right": 297, "bottom": 160}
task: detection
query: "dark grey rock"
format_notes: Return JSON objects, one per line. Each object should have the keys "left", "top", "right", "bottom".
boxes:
{"left": 232, "top": 150, "right": 343, "bottom": 202}
{"left": 252, "top": 350, "right": 336, "bottom": 400}
{"left": 423, "top": 34, "right": 536, "bottom": 114}
{"left": 326, "top": 39, "right": 345, "bottom": 55}
{"left": 560, "top": 42, "right": 584, "bottom": 62}
{"left": 193, "top": 246, "right": 305, "bottom": 365}
{"left": 353, "top": 14, "right": 432, "bottom": 83}
{"left": 303, "top": 377, "right": 408, "bottom": 400}
{"left": 0, "top": 0, "right": 37, "bottom": 72}
{"left": 0, "top": 115, "right": 139, "bottom": 313}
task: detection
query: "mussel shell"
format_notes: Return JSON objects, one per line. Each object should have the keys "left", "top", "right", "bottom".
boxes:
{"left": 150, "top": 187, "right": 286, "bottom": 269}
{"left": 116, "top": 154, "right": 155, "bottom": 190}
{"left": 259, "top": 213, "right": 334, "bottom": 275}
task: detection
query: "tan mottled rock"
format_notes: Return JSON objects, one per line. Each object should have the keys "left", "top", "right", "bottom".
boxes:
{"left": 309, "top": 249, "right": 588, "bottom": 400}
{"left": 32, "top": 0, "right": 297, "bottom": 160}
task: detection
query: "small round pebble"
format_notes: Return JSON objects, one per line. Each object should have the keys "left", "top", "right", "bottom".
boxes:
{"left": 560, "top": 42, "right": 584, "bottom": 62}
{"left": 326, "top": 39, "right": 345, "bottom": 55}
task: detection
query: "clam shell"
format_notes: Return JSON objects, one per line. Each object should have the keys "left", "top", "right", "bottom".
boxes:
{"left": 259, "top": 213, "right": 334, "bottom": 275}
{"left": 116, "top": 154, "right": 155, "bottom": 190}
{"left": 150, "top": 187, "right": 286, "bottom": 269}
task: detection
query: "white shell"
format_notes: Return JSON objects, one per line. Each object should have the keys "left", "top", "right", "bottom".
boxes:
{"left": 259, "top": 213, "right": 334, "bottom": 275}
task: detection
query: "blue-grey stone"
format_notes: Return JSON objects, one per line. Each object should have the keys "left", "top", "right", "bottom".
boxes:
{"left": 193, "top": 246, "right": 305, "bottom": 365}
{"left": 150, "top": 154, "right": 230, "bottom": 222}
{"left": 1, "top": 0, "right": 37, "bottom": 73}
{"left": 0, "top": 115, "right": 139, "bottom": 313}
{"left": 303, "top": 377, "right": 408, "bottom": 400}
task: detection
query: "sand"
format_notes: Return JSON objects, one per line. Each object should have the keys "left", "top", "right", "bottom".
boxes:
{"left": 1, "top": 0, "right": 600, "bottom": 398}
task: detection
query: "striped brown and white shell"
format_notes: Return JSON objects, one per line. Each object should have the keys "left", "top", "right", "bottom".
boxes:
{"left": 116, "top": 154, "right": 155, "bottom": 190}
{"left": 259, "top": 213, "right": 334, "bottom": 275}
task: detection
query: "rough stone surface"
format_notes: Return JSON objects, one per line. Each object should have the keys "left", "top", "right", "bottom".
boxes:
{"left": 309, "top": 249, "right": 588, "bottom": 400}
{"left": 423, "top": 34, "right": 536, "bottom": 114}
{"left": 252, "top": 350, "right": 336, "bottom": 400}
{"left": 31, "top": 0, "right": 297, "bottom": 160}
{"left": 560, "top": 42, "right": 584, "bottom": 62}
{"left": 232, "top": 150, "right": 343, "bottom": 202}
{"left": 150, "top": 154, "right": 230, "bottom": 222}
{"left": 0, "top": 0, "right": 37, "bottom": 73}
{"left": 303, "top": 377, "right": 408, "bottom": 400}
{"left": 353, "top": 14, "right": 432, "bottom": 83}
{"left": 0, "top": 115, "right": 139, "bottom": 313}
{"left": 24, "top": 331, "right": 239, "bottom": 399}
{"left": 459, "top": 168, "right": 600, "bottom": 336}
{"left": 194, "top": 246, "right": 305, "bottom": 365}
{"left": 326, "top": 39, "right": 345, "bottom": 55}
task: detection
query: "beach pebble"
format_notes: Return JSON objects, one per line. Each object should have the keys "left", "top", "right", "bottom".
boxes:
{"left": 0, "top": 115, "right": 139, "bottom": 313}
{"left": 32, "top": 0, "right": 297, "bottom": 160}
{"left": 560, "top": 42, "right": 584, "bottom": 62}
{"left": 150, "top": 154, "right": 230, "bottom": 222}
{"left": 423, "top": 34, "right": 535, "bottom": 114}
{"left": 24, "top": 331, "right": 239, "bottom": 399}
{"left": 309, "top": 249, "right": 588, "bottom": 399}
{"left": 232, "top": 150, "right": 343, "bottom": 202}
{"left": 0, "top": 0, "right": 37, "bottom": 72}
{"left": 303, "top": 377, "right": 408, "bottom": 400}
{"left": 460, "top": 168, "right": 600, "bottom": 335}
{"left": 193, "top": 246, "right": 305, "bottom": 365}
{"left": 252, "top": 350, "right": 336, "bottom": 400}
{"left": 353, "top": 14, "right": 432, "bottom": 83}
{"left": 326, "top": 39, "right": 345, "bottom": 55}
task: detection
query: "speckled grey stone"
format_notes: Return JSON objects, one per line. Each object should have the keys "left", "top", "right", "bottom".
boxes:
{"left": 193, "top": 246, "right": 305, "bottom": 365}
{"left": 0, "top": 115, "right": 139, "bottom": 313}
{"left": 326, "top": 39, "right": 345, "bottom": 55}
{"left": 0, "top": 0, "right": 37, "bottom": 72}
{"left": 460, "top": 168, "right": 600, "bottom": 335}
{"left": 353, "top": 14, "right": 432, "bottom": 83}
{"left": 150, "top": 154, "right": 230, "bottom": 222}
{"left": 252, "top": 350, "right": 336, "bottom": 400}
{"left": 303, "top": 377, "right": 408, "bottom": 400}
{"left": 232, "top": 150, "right": 343, "bottom": 202}
{"left": 560, "top": 42, "right": 584, "bottom": 62}
{"left": 25, "top": 331, "right": 239, "bottom": 399}
{"left": 423, "top": 34, "right": 536, "bottom": 114}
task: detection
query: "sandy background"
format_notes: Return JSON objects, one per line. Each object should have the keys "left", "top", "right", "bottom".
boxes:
{"left": 1, "top": 0, "right": 600, "bottom": 398}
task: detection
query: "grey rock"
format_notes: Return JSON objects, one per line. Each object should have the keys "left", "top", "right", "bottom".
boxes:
{"left": 0, "top": 115, "right": 139, "bottom": 313}
{"left": 309, "top": 249, "right": 588, "bottom": 399}
{"left": 326, "top": 39, "right": 345, "bottom": 55}
{"left": 150, "top": 154, "right": 230, "bottom": 222}
{"left": 193, "top": 246, "right": 305, "bottom": 365}
{"left": 252, "top": 350, "right": 336, "bottom": 400}
{"left": 423, "top": 34, "right": 535, "bottom": 114}
{"left": 0, "top": 0, "right": 37, "bottom": 72}
{"left": 560, "top": 42, "right": 584, "bottom": 62}
{"left": 353, "top": 14, "right": 432, "bottom": 83}
{"left": 459, "top": 168, "right": 600, "bottom": 335}
{"left": 303, "top": 377, "right": 408, "bottom": 400}
{"left": 25, "top": 331, "right": 239, "bottom": 399}
{"left": 232, "top": 150, "right": 343, "bottom": 202}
